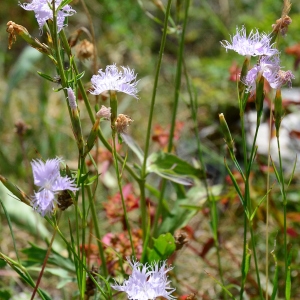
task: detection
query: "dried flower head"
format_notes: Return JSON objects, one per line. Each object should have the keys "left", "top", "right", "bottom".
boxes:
{"left": 75, "top": 39, "right": 94, "bottom": 60}
{"left": 112, "top": 258, "right": 176, "bottom": 300}
{"left": 15, "top": 120, "right": 31, "bottom": 137}
{"left": 221, "top": 26, "right": 279, "bottom": 57}
{"left": 31, "top": 158, "right": 78, "bottom": 216}
{"left": 90, "top": 64, "right": 139, "bottom": 99}
{"left": 272, "top": 0, "right": 292, "bottom": 36}
{"left": 96, "top": 105, "right": 111, "bottom": 120}
{"left": 19, "top": 0, "right": 76, "bottom": 33}
{"left": 115, "top": 114, "right": 133, "bottom": 134}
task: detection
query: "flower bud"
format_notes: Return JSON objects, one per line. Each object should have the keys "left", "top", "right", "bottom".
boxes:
{"left": 96, "top": 105, "right": 111, "bottom": 120}
{"left": 219, "top": 113, "right": 235, "bottom": 154}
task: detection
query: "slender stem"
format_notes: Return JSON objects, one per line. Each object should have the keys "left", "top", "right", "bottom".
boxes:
{"left": 276, "top": 136, "right": 288, "bottom": 283}
{"left": 153, "top": 0, "right": 190, "bottom": 237}
{"left": 140, "top": 0, "right": 173, "bottom": 239}
{"left": 239, "top": 114, "right": 248, "bottom": 300}
{"left": 31, "top": 213, "right": 61, "bottom": 300}
{"left": 84, "top": 164, "right": 108, "bottom": 277}
{"left": 110, "top": 91, "right": 135, "bottom": 256}
{"left": 265, "top": 103, "right": 273, "bottom": 300}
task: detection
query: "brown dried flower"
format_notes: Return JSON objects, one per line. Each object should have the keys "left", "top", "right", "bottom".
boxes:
{"left": 75, "top": 39, "right": 94, "bottom": 60}
{"left": 115, "top": 114, "right": 133, "bottom": 134}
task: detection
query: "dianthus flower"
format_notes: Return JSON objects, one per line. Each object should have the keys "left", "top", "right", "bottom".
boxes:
{"left": 112, "top": 259, "right": 176, "bottom": 300}
{"left": 270, "top": 70, "right": 295, "bottom": 90}
{"left": 89, "top": 64, "right": 139, "bottom": 99}
{"left": 243, "top": 55, "right": 281, "bottom": 93}
{"left": 31, "top": 158, "right": 78, "bottom": 216}
{"left": 19, "top": 0, "right": 76, "bottom": 33}
{"left": 221, "top": 26, "right": 279, "bottom": 57}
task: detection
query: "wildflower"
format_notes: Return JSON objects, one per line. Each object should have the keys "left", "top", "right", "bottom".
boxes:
{"left": 112, "top": 259, "right": 176, "bottom": 300}
{"left": 31, "top": 158, "right": 78, "bottom": 216}
{"left": 220, "top": 26, "right": 279, "bottom": 57}
{"left": 96, "top": 105, "right": 111, "bottom": 120}
{"left": 66, "top": 87, "right": 77, "bottom": 109}
{"left": 89, "top": 64, "right": 139, "bottom": 99}
{"left": 243, "top": 55, "right": 281, "bottom": 93}
{"left": 19, "top": 0, "right": 76, "bottom": 33}
{"left": 270, "top": 70, "right": 295, "bottom": 90}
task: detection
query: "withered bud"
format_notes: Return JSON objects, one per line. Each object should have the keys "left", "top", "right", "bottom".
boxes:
{"left": 96, "top": 105, "right": 111, "bottom": 120}
{"left": 152, "top": 0, "right": 164, "bottom": 10}
{"left": 75, "top": 39, "right": 94, "bottom": 60}
{"left": 6, "top": 21, "right": 50, "bottom": 54}
{"left": 85, "top": 266, "right": 99, "bottom": 297}
{"left": 14, "top": 120, "right": 30, "bottom": 137}
{"left": 6, "top": 21, "right": 28, "bottom": 49}
{"left": 272, "top": 15, "right": 292, "bottom": 36}
{"left": 115, "top": 114, "right": 133, "bottom": 134}
{"left": 57, "top": 190, "right": 74, "bottom": 211}
{"left": 174, "top": 231, "right": 189, "bottom": 250}
{"left": 186, "top": 293, "right": 197, "bottom": 300}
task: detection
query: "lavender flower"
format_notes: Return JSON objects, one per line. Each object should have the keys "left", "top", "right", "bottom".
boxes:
{"left": 243, "top": 55, "right": 281, "bottom": 93}
{"left": 31, "top": 158, "right": 78, "bottom": 216}
{"left": 270, "top": 70, "right": 295, "bottom": 90}
{"left": 112, "top": 259, "right": 176, "bottom": 300}
{"left": 221, "top": 26, "right": 279, "bottom": 57}
{"left": 19, "top": 0, "right": 76, "bottom": 33}
{"left": 89, "top": 64, "right": 139, "bottom": 99}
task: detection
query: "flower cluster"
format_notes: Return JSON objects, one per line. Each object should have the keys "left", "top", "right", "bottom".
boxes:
{"left": 112, "top": 259, "right": 176, "bottom": 300}
{"left": 221, "top": 26, "right": 294, "bottom": 92}
{"left": 90, "top": 64, "right": 139, "bottom": 99}
{"left": 31, "top": 158, "right": 78, "bottom": 216}
{"left": 19, "top": 0, "right": 76, "bottom": 33}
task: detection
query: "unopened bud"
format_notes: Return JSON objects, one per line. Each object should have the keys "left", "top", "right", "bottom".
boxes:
{"left": 85, "top": 118, "right": 100, "bottom": 155}
{"left": 255, "top": 71, "right": 264, "bottom": 117}
{"left": 96, "top": 105, "right": 111, "bottom": 120}
{"left": 66, "top": 87, "right": 77, "bottom": 109}
{"left": 219, "top": 113, "right": 234, "bottom": 154}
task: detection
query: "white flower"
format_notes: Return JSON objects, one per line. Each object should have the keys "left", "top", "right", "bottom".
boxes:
{"left": 31, "top": 158, "right": 78, "bottom": 216}
{"left": 221, "top": 26, "right": 279, "bottom": 57}
{"left": 112, "top": 259, "right": 176, "bottom": 300}
{"left": 89, "top": 64, "right": 139, "bottom": 99}
{"left": 19, "top": 0, "right": 76, "bottom": 33}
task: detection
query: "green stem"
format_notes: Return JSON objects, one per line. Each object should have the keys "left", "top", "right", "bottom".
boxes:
{"left": 140, "top": 0, "right": 173, "bottom": 239}
{"left": 276, "top": 136, "right": 288, "bottom": 284}
{"left": 110, "top": 91, "right": 135, "bottom": 257}
{"left": 153, "top": 0, "right": 190, "bottom": 237}
{"left": 84, "top": 166, "right": 108, "bottom": 277}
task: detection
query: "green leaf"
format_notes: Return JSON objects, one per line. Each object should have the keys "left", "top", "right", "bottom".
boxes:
{"left": 147, "top": 233, "right": 176, "bottom": 263}
{"left": 121, "top": 133, "right": 144, "bottom": 163}
{"left": 22, "top": 243, "right": 75, "bottom": 273}
{"left": 37, "top": 71, "right": 57, "bottom": 83}
{"left": 146, "top": 151, "right": 204, "bottom": 185}
{"left": 0, "top": 289, "right": 11, "bottom": 300}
